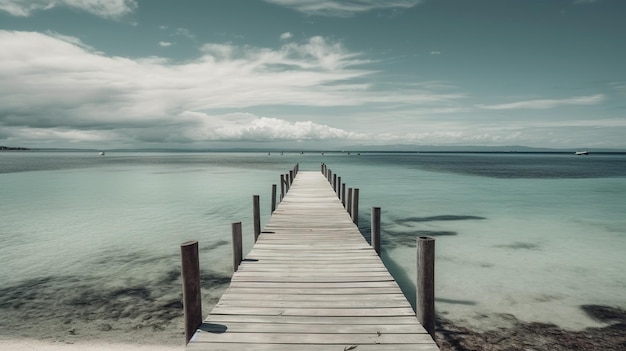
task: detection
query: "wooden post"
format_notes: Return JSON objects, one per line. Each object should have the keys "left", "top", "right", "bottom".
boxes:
{"left": 271, "top": 184, "right": 277, "bottom": 213}
{"left": 231, "top": 222, "right": 242, "bottom": 272}
{"left": 347, "top": 188, "right": 353, "bottom": 216}
{"left": 333, "top": 174, "right": 337, "bottom": 194}
{"left": 352, "top": 188, "right": 359, "bottom": 225}
{"left": 417, "top": 236, "right": 435, "bottom": 337}
{"left": 289, "top": 170, "right": 294, "bottom": 185}
{"left": 371, "top": 207, "right": 381, "bottom": 256}
{"left": 337, "top": 176, "right": 342, "bottom": 199}
{"left": 180, "top": 241, "right": 202, "bottom": 344}
{"left": 342, "top": 183, "right": 346, "bottom": 208}
{"left": 280, "top": 174, "right": 285, "bottom": 200}
{"left": 285, "top": 173, "right": 290, "bottom": 192}
{"left": 253, "top": 195, "right": 261, "bottom": 242}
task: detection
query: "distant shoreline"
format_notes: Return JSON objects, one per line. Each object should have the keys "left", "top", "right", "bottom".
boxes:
{"left": 2, "top": 143, "right": 626, "bottom": 154}
{"left": 0, "top": 146, "right": 31, "bottom": 151}
{"left": 2, "top": 147, "right": 626, "bottom": 154}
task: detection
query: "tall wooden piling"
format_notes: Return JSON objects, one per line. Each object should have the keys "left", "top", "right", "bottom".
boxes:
{"left": 180, "top": 241, "right": 202, "bottom": 344}
{"left": 352, "top": 188, "right": 360, "bottom": 225}
{"left": 271, "top": 184, "right": 277, "bottom": 213}
{"left": 417, "top": 236, "right": 435, "bottom": 337}
{"left": 337, "top": 176, "right": 342, "bottom": 199}
{"left": 253, "top": 195, "right": 261, "bottom": 242}
{"left": 371, "top": 207, "right": 381, "bottom": 255}
{"left": 280, "top": 174, "right": 285, "bottom": 201}
{"left": 231, "top": 222, "right": 242, "bottom": 272}
{"left": 347, "top": 188, "right": 353, "bottom": 216}
{"left": 342, "top": 183, "right": 346, "bottom": 208}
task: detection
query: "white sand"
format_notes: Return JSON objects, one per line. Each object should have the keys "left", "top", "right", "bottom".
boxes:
{"left": 0, "top": 339, "right": 183, "bottom": 351}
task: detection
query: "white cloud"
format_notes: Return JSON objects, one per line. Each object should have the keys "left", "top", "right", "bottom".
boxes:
{"left": 610, "top": 81, "right": 626, "bottom": 95}
{"left": 357, "top": 119, "right": 626, "bottom": 148}
{"left": 175, "top": 28, "right": 196, "bottom": 40}
{"left": 263, "top": 0, "right": 422, "bottom": 17}
{"left": 4, "top": 31, "right": 441, "bottom": 146}
{"left": 0, "top": 31, "right": 478, "bottom": 147}
{"left": 159, "top": 41, "right": 172, "bottom": 47}
{"left": 6, "top": 126, "right": 119, "bottom": 143}
{"left": 516, "top": 118, "right": 626, "bottom": 128}
{"left": 0, "top": 0, "right": 137, "bottom": 18}
{"left": 199, "top": 43, "right": 235, "bottom": 59}
{"left": 44, "top": 30, "right": 98, "bottom": 51}
{"left": 475, "top": 94, "right": 605, "bottom": 110}
{"left": 0, "top": 1, "right": 53, "bottom": 16}
{"left": 280, "top": 32, "right": 293, "bottom": 40}
{"left": 280, "top": 36, "right": 371, "bottom": 71}
{"left": 179, "top": 112, "right": 366, "bottom": 142}
{"left": 3, "top": 112, "right": 368, "bottom": 146}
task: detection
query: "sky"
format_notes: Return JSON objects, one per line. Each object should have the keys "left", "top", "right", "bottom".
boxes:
{"left": 1, "top": 0, "right": 625, "bottom": 150}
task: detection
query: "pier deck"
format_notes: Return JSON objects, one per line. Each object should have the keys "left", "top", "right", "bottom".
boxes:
{"left": 187, "top": 171, "right": 439, "bottom": 350}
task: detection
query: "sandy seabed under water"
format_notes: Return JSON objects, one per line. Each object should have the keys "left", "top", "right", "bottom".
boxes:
{"left": 2, "top": 153, "right": 625, "bottom": 350}
{"left": 434, "top": 305, "right": 626, "bottom": 351}
{"left": 2, "top": 306, "right": 625, "bottom": 351}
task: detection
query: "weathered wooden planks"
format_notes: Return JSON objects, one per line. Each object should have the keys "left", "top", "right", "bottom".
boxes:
{"left": 187, "top": 171, "right": 439, "bottom": 350}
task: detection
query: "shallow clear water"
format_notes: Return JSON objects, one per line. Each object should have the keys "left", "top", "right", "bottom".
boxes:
{"left": 1, "top": 151, "right": 625, "bottom": 342}
{"left": 328, "top": 153, "right": 626, "bottom": 330}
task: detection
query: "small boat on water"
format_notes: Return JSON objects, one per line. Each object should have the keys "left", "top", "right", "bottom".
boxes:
{"left": 99, "top": 151, "right": 105, "bottom": 156}
{"left": 575, "top": 150, "right": 588, "bottom": 155}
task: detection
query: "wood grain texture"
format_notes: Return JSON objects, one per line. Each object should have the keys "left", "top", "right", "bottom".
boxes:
{"left": 187, "top": 171, "right": 439, "bottom": 350}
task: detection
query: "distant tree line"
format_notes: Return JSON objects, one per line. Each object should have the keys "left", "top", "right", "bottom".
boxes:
{"left": 0, "top": 146, "right": 30, "bottom": 150}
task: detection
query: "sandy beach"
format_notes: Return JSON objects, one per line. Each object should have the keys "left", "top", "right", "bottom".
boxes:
{"left": 2, "top": 303, "right": 625, "bottom": 351}
{"left": 0, "top": 339, "right": 182, "bottom": 351}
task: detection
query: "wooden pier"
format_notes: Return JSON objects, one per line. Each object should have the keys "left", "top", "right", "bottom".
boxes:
{"left": 184, "top": 167, "right": 439, "bottom": 350}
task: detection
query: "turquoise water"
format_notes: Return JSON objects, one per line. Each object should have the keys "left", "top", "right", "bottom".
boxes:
{"left": 1, "top": 151, "right": 625, "bottom": 342}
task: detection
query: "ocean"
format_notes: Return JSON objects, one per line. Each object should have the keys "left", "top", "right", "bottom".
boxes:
{"left": 1, "top": 151, "right": 625, "bottom": 345}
